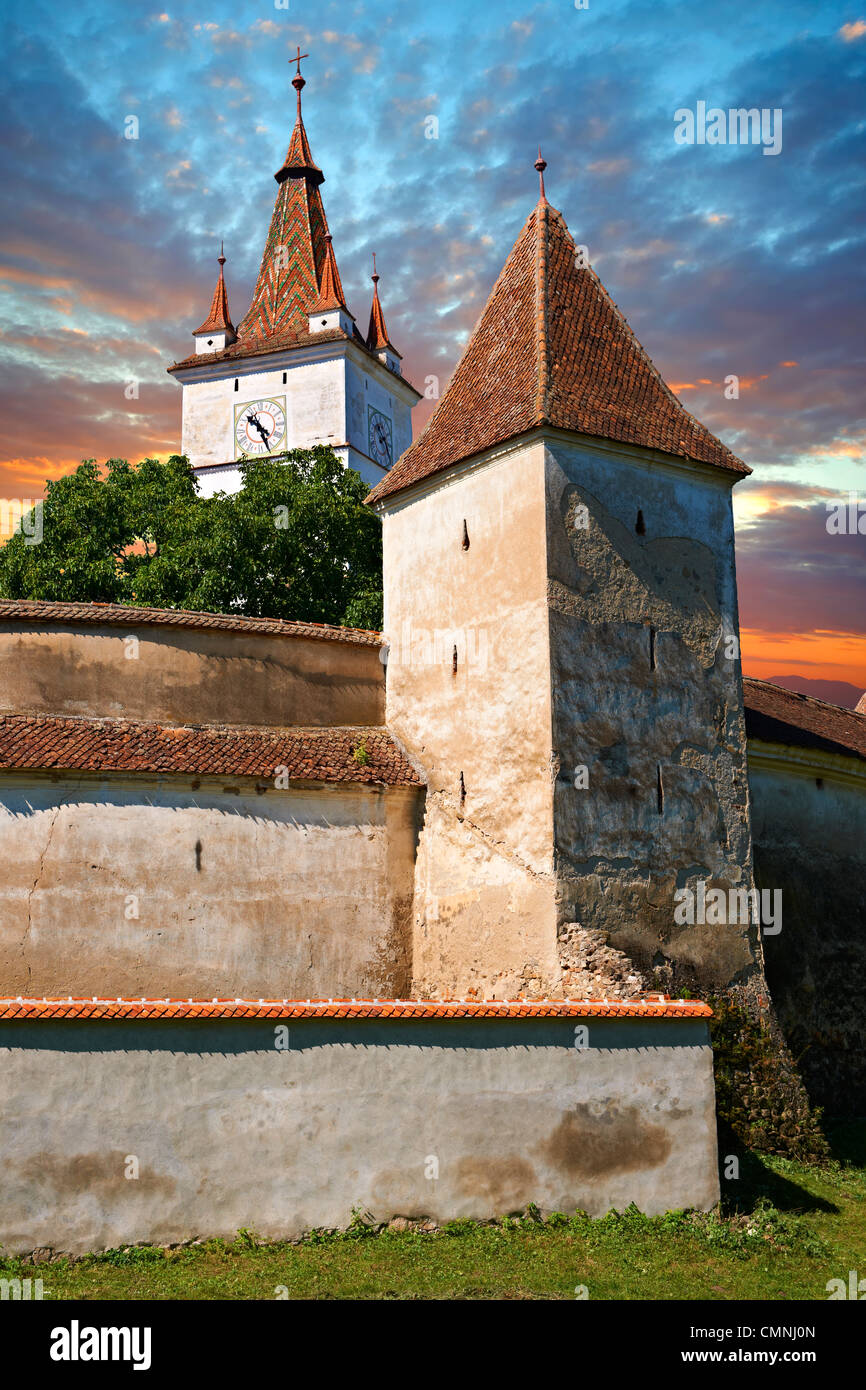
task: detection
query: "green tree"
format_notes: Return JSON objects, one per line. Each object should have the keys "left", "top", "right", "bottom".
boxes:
{"left": 0, "top": 448, "right": 383, "bottom": 628}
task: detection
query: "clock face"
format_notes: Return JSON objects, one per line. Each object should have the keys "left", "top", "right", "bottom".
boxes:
{"left": 234, "top": 396, "right": 287, "bottom": 458}
{"left": 368, "top": 407, "right": 393, "bottom": 468}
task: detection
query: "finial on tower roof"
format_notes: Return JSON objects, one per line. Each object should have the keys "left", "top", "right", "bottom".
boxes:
{"left": 534, "top": 147, "right": 548, "bottom": 203}
{"left": 290, "top": 44, "right": 310, "bottom": 108}
{"left": 366, "top": 252, "right": 390, "bottom": 350}
{"left": 274, "top": 46, "right": 324, "bottom": 186}
{"left": 193, "top": 241, "right": 234, "bottom": 338}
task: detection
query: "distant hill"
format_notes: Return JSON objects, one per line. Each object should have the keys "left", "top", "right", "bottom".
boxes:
{"left": 756, "top": 674, "right": 865, "bottom": 711}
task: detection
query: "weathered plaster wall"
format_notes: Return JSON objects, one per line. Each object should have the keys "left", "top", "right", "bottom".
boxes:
{"left": 748, "top": 743, "right": 866, "bottom": 1114}
{"left": 0, "top": 774, "right": 420, "bottom": 1000}
{"left": 380, "top": 440, "right": 560, "bottom": 998}
{"left": 380, "top": 430, "right": 760, "bottom": 1000}
{"left": 0, "top": 1016, "right": 719, "bottom": 1254}
{"left": 0, "top": 621, "right": 384, "bottom": 728}
{"left": 545, "top": 437, "right": 759, "bottom": 997}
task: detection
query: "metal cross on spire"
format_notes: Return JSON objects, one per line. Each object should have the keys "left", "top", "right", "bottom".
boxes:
{"left": 290, "top": 46, "right": 309, "bottom": 77}
{"left": 289, "top": 45, "right": 311, "bottom": 115}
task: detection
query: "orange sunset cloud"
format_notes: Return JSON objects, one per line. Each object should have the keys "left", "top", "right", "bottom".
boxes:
{"left": 742, "top": 629, "right": 866, "bottom": 689}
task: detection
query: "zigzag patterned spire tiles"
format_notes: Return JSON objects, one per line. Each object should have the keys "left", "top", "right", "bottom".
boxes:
{"left": 236, "top": 177, "right": 331, "bottom": 342}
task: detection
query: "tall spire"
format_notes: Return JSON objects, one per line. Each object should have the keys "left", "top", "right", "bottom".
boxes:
{"left": 235, "top": 49, "right": 347, "bottom": 344}
{"left": 193, "top": 242, "right": 235, "bottom": 337}
{"left": 366, "top": 252, "right": 390, "bottom": 349}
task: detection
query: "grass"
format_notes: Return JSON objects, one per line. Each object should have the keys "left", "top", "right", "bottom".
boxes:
{"left": 3, "top": 1120, "right": 864, "bottom": 1301}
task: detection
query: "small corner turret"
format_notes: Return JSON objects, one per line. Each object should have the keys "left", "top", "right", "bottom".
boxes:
{"left": 366, "top": 253, "right": 402, "bottom": 375}
{"left": 192, "top": 244, "right": 236, "bottom": 355}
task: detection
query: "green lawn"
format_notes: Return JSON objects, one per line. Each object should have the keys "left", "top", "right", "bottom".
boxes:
{"left": 4, "top": 1121, "right": 864, "bottom": 1301}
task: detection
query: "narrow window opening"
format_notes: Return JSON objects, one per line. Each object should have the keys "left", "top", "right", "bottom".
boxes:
{"left": 462, "top": 519, "right": 470, "bottom": 550}
{"left": 282, "top": 372, "right": 287, "bottom": 384}
{"left": 233, "top": 378, "right": 239, "bottom": 392}
{"left": 459, "top": 771, "right": 466, "bottom": 807}
{"left": 649, "top": 627, "right": 657, "bottom": 671}
{"left": 656, "top": 765, "right": 664, "bottom": 815}
{"left": 194, "top": 839, "right": 203, "bottom": 871}
{"left": 635, "top": 508, "right": 646, "bottom": 535}
{"left": 452, "top": 645, "right": 458, "bottom": 676}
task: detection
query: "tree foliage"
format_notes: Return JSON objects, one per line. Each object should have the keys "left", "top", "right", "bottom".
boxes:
{"left": 0, "top": 449, "right": 383, "bottom": 629}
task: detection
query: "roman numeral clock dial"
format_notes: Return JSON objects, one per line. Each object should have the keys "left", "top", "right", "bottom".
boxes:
{"left": 234, "top": 397, "right": 287, "bottom": 458}
{"left": 368, "top": 407, "right": 393, "bottom": 468}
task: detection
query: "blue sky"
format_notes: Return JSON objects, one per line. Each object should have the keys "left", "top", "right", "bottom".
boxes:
{"left": 1, "top": 0, "right": 864, "bottom": 685}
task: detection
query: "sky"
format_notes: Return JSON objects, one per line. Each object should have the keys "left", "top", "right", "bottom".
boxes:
{"left": 1, "top": 0, "right": 864, "bottom": 695}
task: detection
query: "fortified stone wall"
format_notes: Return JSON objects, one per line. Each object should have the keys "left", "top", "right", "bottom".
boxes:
{"left": 0, "top": 1008, "right": 719, "bottom": 1255}
{"left": 381, "top": 439, "right": 562, "bottom": 999}
{"left": 0, "top": 607, "right": 384, "bottom": 729}
{"left": 0, "top": 603, "right": 421, "bottom": 1003}
{"left": 0, "top": 773, "right": 419, "bottom": 1001}
{"left": 381, "top": 431, "right": 765, "bottom": 1004}
{"left": 748, "top": 741, "right": 866, "bottom": 1115}
{"left": 544, "top": 437, "right": 760, "bottom": 999}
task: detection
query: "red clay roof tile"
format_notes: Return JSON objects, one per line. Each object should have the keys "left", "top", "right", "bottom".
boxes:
{"left": 0, "top": 716, "right": 422, "bottom": 786}
{"left": 744, "top": 678, "right": 866, "bottom": 762}
{"left": 366, "top": 258, "right": 390, "bottom": 350}
{"left": 193, "top": 251, "right": 234, "bottom": 336}
{"left": 0, "top": 996, "right": 712, "bottom": 1021}
{"left": 367, "top": 199, "right": 748, "bottom": 506}
{"left": 0, "top": 599, "right": 382, "bottom": 645}
{"left": 234, "top": 84, "right": 338, "bottom": 346}
{"left": 310, "top": 234, "right": 349, "bottom": 314}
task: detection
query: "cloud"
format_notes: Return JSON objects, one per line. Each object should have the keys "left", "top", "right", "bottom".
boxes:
{"left": 736, "top": 493, "right": 866, "bottom": 651}
{"left": 587, "top": 157, "right": 632, "bottom": 177}
{"left": 1, "top": 0, "right": 863, "bottom": 683}
{"left": 165, "top": 159, "right": 193, "bottom": 183}
{"left": 210, "top": 30, "right": 250, "bottom": 50}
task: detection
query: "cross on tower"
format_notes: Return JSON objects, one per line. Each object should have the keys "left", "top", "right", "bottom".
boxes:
{"left": 290, "top": 46, "right": 309, "bottom": 77}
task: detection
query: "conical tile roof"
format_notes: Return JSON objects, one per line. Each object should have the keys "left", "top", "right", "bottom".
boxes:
{"left": 193, "top": 250, "right": 234, "bottom": 336}
{"left": 367, "top": 196, "right": 747, "bottom": 505}
{"left": 366, "top": 257, "right": 390, "bottom": 349}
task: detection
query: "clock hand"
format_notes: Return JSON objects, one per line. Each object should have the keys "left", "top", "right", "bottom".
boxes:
{"left": 374, "top": 422, "right": 391, "bottom": 457}
{"left": 246, "top": 413, "right": 273, "bottom": 449}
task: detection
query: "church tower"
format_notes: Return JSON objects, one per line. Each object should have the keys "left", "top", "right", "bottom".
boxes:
{"left": 369, "top": 155, "right": 761, "bottom": 1003}
{"left": 168, "top": 50, "right": 420, "bottom": 498}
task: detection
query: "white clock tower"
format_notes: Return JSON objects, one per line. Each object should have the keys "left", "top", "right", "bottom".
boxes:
{"left": 168, "top": 50, "right": 420, "bottom": 498}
